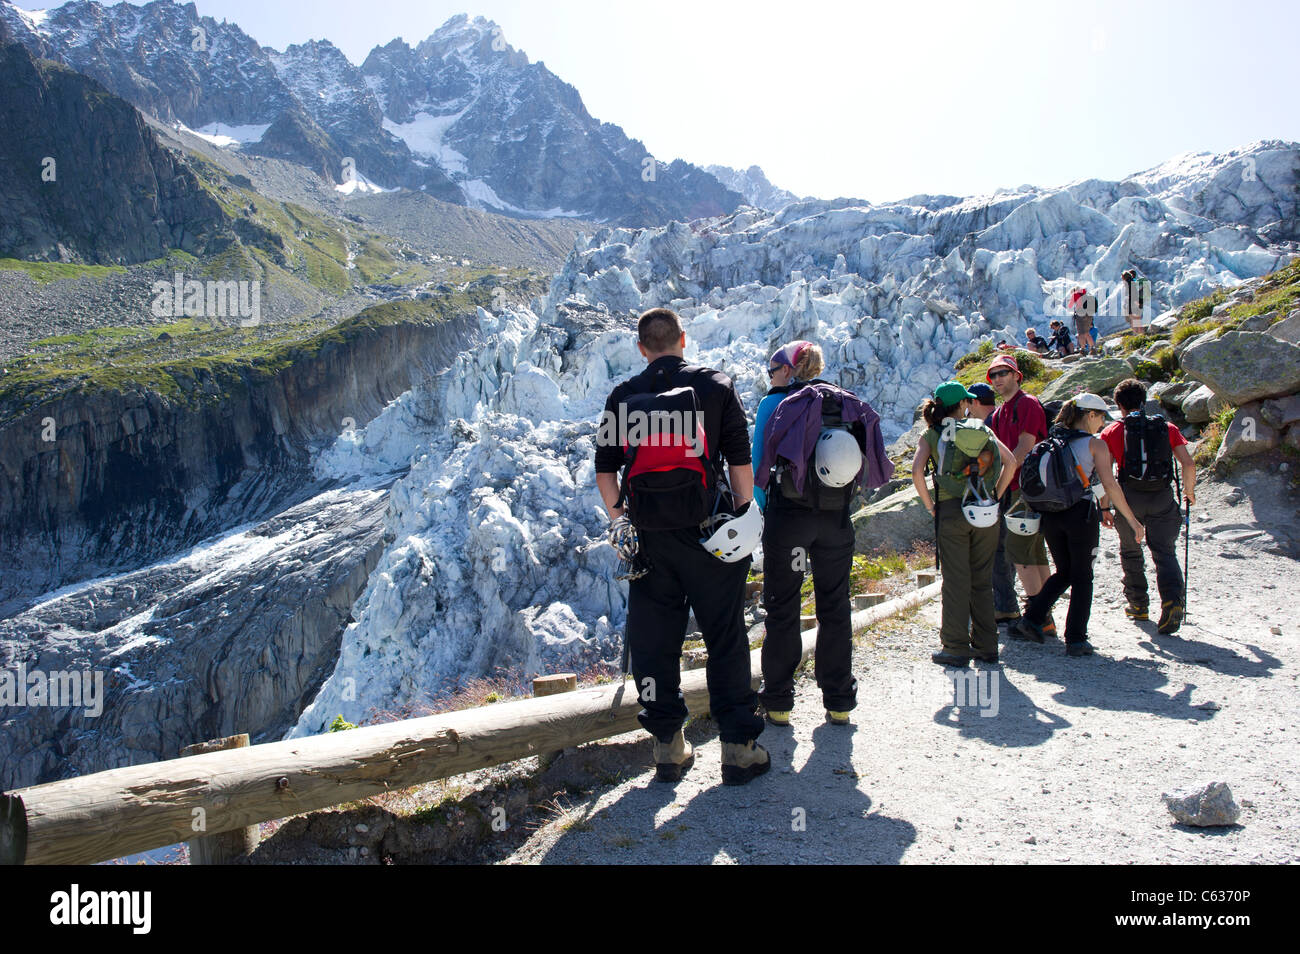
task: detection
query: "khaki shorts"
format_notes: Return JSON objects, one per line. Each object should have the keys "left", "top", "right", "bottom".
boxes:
{"left": 1005, "top": 490, "right": 1049, "bottom": 566}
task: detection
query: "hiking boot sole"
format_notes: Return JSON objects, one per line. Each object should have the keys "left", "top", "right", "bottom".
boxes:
{"left": 654, "top": 751, "right": 695, "bottom": 783}
{"left": 721, "top": 757, "right": 771, "bottom": 786}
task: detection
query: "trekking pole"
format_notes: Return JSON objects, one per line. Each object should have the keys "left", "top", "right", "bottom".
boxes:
{"left": 1183, "top": 496, "right": 1190, "bottom": 624}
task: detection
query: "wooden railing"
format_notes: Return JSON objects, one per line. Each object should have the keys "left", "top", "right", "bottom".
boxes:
{"left": 4, "top": 581, "right": 941, "bottom": 865}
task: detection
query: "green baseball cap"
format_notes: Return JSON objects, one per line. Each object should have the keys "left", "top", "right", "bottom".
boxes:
{"left": 934, "top": 380, "right": 979, "bottom": 407}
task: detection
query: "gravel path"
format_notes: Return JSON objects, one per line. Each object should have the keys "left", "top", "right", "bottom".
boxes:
{"left": 505, "top": 468, "right": 1300, "bottom": 864}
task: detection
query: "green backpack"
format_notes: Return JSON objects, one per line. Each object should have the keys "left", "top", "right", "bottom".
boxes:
{"left": 929, "top": 419, "right": 1002, "bottom": 501}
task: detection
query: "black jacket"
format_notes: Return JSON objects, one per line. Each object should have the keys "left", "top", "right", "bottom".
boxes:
{"left": 594, "top": 355, "right": 752, "bottom": 474}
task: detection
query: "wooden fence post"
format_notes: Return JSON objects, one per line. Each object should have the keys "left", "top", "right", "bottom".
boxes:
{"left": 180, "top": 734, "right": 259, "bottom": 864}
{"left": 533, "top": 675, "right": 577, "bottom": 768}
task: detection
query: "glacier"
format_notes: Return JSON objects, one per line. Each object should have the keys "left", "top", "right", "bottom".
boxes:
{"left": 286, "top": 140, "right": 1294, "bottom": 732}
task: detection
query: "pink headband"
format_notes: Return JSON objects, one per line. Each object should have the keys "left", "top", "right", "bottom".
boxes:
{"left": 770, "top": 340, "right": 812, "bottom": 370}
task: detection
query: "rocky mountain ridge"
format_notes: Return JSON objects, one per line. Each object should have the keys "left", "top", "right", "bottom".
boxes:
{"left": 0, "top": 2, "right": 746, "bottom": 224}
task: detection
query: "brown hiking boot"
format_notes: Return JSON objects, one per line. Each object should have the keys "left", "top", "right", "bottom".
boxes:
{"left": 652, "top": 729, "right": 694, "bottom": 783}
{"left": 1157, "top": 602, "right": 1184, "bottom": 635}
{"left": 721, "top": 740, "right": 771, "bottom": 786}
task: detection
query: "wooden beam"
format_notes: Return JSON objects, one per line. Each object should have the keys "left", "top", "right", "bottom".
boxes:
{"left": 11, "top": 582, "right": 941, "bottom": 866}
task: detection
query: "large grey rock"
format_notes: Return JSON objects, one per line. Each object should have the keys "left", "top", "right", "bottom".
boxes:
{"left": 1038, "top": 357, "right": 1134, "bottom": 403}
{"left": 1181, "top": 331, "right": 1300, "bottom": 404}
{"left": 1284, "top": 424, "right": 1300, "bottom": 452}
{"left": 1173, "top": 329, "right": 1215, "bottom": 359}
{"left": 1217, "top": 403, "right": 1278, "bottom": 460}
{"left": 1149, "top": 380, "right": 1196, "bottom": 411}
{"left": 1162, "top": 782, "right": 1242, "bottom": 827}
{"left": 1260, "top": 394, "right": 1300, "bottom": 430}
{"left": 1181, "top": 385, "right": 1227, "bottom": 424}
{"left": 852, "top": 483, "right": 933, "bottom": 556}
{"left": 1267, "top": 312, "right": 1300, "bottom": 345}
{"left": 1237, "top": 310, "right": 1277, "bottom": 333}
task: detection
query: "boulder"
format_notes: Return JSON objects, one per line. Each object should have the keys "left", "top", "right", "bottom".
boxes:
{"left": 1173, "top": 330, "right": 1215, "bottom": 359}
{"left": 1038, "top": 357, "right": 1134, "bottom": 403}
{"left": 1260, "top": 394, "right": 1300, "bottom": 431}
{"left": 1181, "top": 385, "right": 1227, "bottom": 424}
{"left": 1284, "top": 424, "right": 1300, "bottom": 453}
{"left": 1180, "top": 331, "right": 1300, "bottom": 404}
{"left": 852, "top": 483, "right": 933, "bottom": 556}
{"left": 1149, "top": 380, "right": 1195, "bottom": 411}
{"left": 1267, "top": 311, "right": 1300, "bottom": 345}
{"left": 1162, "top": 782, "right": 1242, "bottom": 827}
{"left": 1216, "top": 403, "right": 1278, "bottom": 460}
{"left": 1236, "top": 310, "right": 1277, "bottom": 333}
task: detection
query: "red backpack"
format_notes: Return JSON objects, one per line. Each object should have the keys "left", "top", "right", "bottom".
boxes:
{"left": 614, "top": 366, "right": 719, "bottom": 530}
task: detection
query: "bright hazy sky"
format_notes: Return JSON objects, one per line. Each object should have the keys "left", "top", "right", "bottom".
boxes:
{"left": 12, "top": 0, "right": 1300, "bottom": 201}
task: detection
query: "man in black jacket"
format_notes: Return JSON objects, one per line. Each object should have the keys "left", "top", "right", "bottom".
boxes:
{"left": 594, "top": 308, "right": 769, "bottom": 786}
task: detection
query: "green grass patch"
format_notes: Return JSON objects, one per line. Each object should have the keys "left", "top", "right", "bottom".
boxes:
{"left": 0, "top": 285, "right": 496, "bottom": 422}
{"left": 0, "top": 258, "right": 129, "bottom": 283}
{"left": 1171, "top": 320, "right": 1223, "bottom": 346}
{"left": 954, "top": 348, "right": 1060, "bottom": 397}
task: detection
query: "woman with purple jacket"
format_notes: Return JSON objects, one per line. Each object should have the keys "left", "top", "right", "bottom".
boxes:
{"left": 752, "top": 341, "right": 892, "bottom": 729}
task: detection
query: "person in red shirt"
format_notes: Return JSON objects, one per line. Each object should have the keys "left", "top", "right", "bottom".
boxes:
{"left": 1099, "top": 379, "right": 1197, "bottom": 634}
{"left": 985, "top": 355, "right": 1054, "bottom": 634}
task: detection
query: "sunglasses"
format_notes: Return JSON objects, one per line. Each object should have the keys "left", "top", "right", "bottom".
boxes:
{"left": 767, "top": 366, "right": 783, "bottom": 378}
{"left": 989, "top": 369, "right": 1015, "bottom": 380}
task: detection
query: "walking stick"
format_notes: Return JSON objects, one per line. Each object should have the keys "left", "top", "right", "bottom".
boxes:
{"left": 1181, "top": 462, "right": 1191, "bottom": 623}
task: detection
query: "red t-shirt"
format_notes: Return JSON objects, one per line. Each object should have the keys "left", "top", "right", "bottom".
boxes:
{"left": 988, "top": 390, "right": 1047, "bottom": 492}
{"left": 1100, "top": 419, "right": 1188, "bottom": 472}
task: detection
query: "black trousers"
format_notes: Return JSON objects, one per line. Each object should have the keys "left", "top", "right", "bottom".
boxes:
{"left": 1114, "top": 485, "right": 1185, "bottom": 609}
{"left": 759, "top": 503, "right": 857, "bottom": 712}
{"left": 992, "top": 492, "right": 1019, "bottom": 617}
{"left": 626, "top": 527, "right": 763, "bottom": 744}
{"left": 1025, "top": 499, "right": 1100, "bottom": 644}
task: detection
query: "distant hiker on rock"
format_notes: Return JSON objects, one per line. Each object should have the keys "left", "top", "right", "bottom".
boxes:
{"left": 1070, "top": 288, "right": 1097, "bottom": 355}
{"left": 1049, "top": 320, "right": 1074, "bottom": 356}
{"left": 752, "top": 341, "right": 893, "bottom": 727}
{"left": 985, "top": 355, "right": 1055, "bottom": 635}
{"left": 1024, "top": 327, "right": 1050, "bottom": 354}
{"left": 1010, "top": 394, "right": 1146, "bottom": 656}
{"left": 594, "top": 307, "right": 770, "bottom": 786}
{"left": 912, "top": 381, "right": 1016, "bottom": 667}
{"left": 1100, "top": 378, "right": 1196, "bottom": 634}
{"left": 1122, "top": 269, "right": 1150, "bottom": 334}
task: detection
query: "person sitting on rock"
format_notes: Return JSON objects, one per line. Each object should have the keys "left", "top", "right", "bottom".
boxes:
{"left": 1099, "top": 378, "right": 1196, "bottom": 634}
{"left": 1024, "top": 327, "right": 1050, "bottom": 354}
{"left": 1049, "top": 320, "right": 1074, "bottom": 356}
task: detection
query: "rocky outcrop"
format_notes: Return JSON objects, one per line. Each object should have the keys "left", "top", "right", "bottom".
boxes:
{"left": 0, "top": 299, "right": 484, "bottom": 614}
{"left": 1181, "top": 331, "right": 1300, "bottom": 405}
{"left": 1182, "top": 384, "right": 1228, "bottom": 424}
{"left": 852, "top": 484, "right": 933, "bottom": 556}
{"left": 1036, "top": 357, "right": 1133, "bottom": 403}
{"left": 0, "top": 38, "right": 228, "bottom": 263}
{"left": 1217, "top": 404, "right": 1279, "bottom": 459}
{"left": 0, "top": 481, "right": 391, "bottom": 790}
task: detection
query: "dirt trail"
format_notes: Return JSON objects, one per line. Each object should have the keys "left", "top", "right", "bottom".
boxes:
{"left": 505, "top": 467, "right": 1300, "bottom": 864}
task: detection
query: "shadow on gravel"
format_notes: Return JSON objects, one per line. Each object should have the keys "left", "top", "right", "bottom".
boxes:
{"left": 532, "top": 722, "right": 917, "bottom": 864}
{"left": 932, "top": 666, "right": 1070, "bottom": 746}
{"left": 1007, "top": 643, "right": 1215, "bottom": 721}
{"left": 1138, "top": 634, "right": 1282, "bottom": 679}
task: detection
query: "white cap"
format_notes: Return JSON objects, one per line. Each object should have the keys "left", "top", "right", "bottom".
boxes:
{"left": 1073, "top": 392, "right": 1121, "bottom": 420}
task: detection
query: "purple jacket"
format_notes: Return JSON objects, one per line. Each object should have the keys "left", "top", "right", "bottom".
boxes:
{"left": 756, "top": 382, "right": 895, "bottom": 494}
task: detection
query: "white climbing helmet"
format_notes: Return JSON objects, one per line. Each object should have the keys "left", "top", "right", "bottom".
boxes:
{"left": 699, "top": 502, "right": 764, "bottom": 563}
{"left": 961, "top": 484, "right": 1000, "bottom": 529}
{"left": 1004, "top": 503, "right": 1041, "bottom": 536}
{"left": 815, "top": 428, "right": 862, "bottom": 488}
